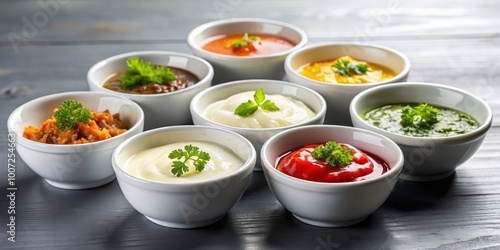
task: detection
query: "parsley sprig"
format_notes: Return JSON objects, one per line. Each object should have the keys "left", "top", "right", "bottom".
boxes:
{"left": 400, "top": 103, "right": 439, "bottom": 131}
{"left": 168, "top": 145, "right": 211, "bottom": 177}
{"left": 312, "top": 141, "right": 354, "bottom": 167}
{"left": 119, "top": 57, "right": 177, "bottom": 90}
{"left": 234, "top": 88, "right": 280, "bottom": 117}
{"left": 232, "top": 33, "right": 260, "bottom": 48}
{"left": 332, "top": 59, "right": 369, "bottom": 76}
{"left": 54, "top": 100, "right": 93, "bottom": 130}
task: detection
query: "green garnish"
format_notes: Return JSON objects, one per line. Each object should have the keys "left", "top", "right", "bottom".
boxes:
{"left": 119, "top": 57, "right": 177, "bottom": 90}
{"left": 232, "top": 33, "right": 260, "bottom": 48}
{"left": 311, "top": 141, "right": 354, "bottom": 167}
{"left": 234, "top": 88, "right": 280, "bottom": 117}
{"left": 400, "top": 103, "right": 439, "bottom": 131}
{"left": 54, "top": 100, "right": 93, "bottom": 130}
{"left": 168, "top": 145, "right": 211, "bottom": 177}
{"left": 332, "top": 59, "right": 369, "bottom": 76}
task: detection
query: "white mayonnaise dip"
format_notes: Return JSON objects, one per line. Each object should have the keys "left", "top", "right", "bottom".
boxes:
{"left": 204, "top": 91, "right": 315, "bottom": 128}
{"left": 124, "top": 141, "right": 244, "bottom": 182}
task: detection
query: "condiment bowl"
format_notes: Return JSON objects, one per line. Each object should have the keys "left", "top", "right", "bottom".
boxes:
{"left": 261, "top": 125, "right": 404, "bottom": 227}
{"left": 112, "top": 125, "right": 256, "bottom": 228}
{"left": 7, "top": 91, "right": 144, "bottom": 189}
{"left": 285, "top": 43, "right": 411, "bottom": 125}
{"left": 187, "top": 18, "right": 308, "bottom": 84}
{"left": 87, "top": 51, "right": 214, "bottom": 130}
{"left": 190, "top": 79, "right": 327, "bottom": 170}
{"left": 350, "top": 82, "right": 492, "bottom": 181}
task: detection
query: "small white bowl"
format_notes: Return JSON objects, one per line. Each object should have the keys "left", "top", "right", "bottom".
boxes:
{"left": 261, "top": 125, "right": 404, "bottom": 227}
{"left": 87, "top": 51, "right": 214, "bottom": 130}
{"left": 350, "top": 82, "right": 493, "bottom": 181}
{"left": 7, "top": 91, "right": 144, "bottom": 189}
{"left": 187, "top": 18, "right": 308, "bottom": 84}
{"left": 285, "top": 43, "right": 411, "bottom": 125}
{"left": 112, "top": 125, "right": 256, "bottom": 228}
{"left": 190, "top": 79, "right": 327, "bottom": 170}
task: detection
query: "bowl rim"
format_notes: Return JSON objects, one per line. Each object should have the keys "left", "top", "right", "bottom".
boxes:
{"left": 7, "top": 91, "right": 144, "bottom": 151}
{"left": 190, "top": 79, "right": 327, "bottom": 132}
{"left": 187, "top": 17, "right": 308, "bottom": 60}
{"left": 349, "top": 81, "right": 493, "bottom": 144}
{"left": 87, "top": 50, "right": 214, "bottom": 98}
{"left": 112, "top": 125, "right": 257, "bottom": 187}
{"left": 260, "top": 124, "right": 404, "bottom": 187}
{"left": 284, "top": 42, "right": 411, "bottom": 88}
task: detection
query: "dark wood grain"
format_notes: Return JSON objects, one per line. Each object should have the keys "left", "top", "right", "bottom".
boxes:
{"left": 1, "top": 0, "right": 499, "bottom": 249}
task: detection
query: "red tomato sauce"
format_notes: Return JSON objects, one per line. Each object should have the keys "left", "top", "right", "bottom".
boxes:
{"left": 275, "top": 143, "right": 389, "bottom": 183}
{"left": 201, "top": 33, "right": 295, "bottom": 56}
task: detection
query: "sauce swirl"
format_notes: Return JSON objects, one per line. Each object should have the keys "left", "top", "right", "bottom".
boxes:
{"left": 102, "top": 67, "right": 199, "bottom": 94}
{"left": 364, "top": 103, "right": 480, "bottom": 137}
{"left": 204, "top": 91, "right": 315, "bottom": 128}
{"left": 276, "top": 143, "right": 389, "bottom": 183}
{"left": 298, "top": 56, "right": 396, "bottom": 84}
{"left": 201, "top": 33, "right": 295, "bottom": 56}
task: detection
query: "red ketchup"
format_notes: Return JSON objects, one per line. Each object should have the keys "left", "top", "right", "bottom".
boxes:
{"left": 275, "top": 142, "right": 389, "bottom": 183}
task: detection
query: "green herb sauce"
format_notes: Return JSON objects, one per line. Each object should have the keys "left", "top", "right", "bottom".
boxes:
{"left": 364, "top": 103, "right": 479, "bottom": 137}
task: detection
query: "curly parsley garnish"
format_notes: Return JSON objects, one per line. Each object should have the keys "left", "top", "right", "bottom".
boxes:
{"left": 119, "top": 57, "right": 177, "bottom": 90}
{"left": 400, "top": 103, "right": 439, "bottom": 131}
{"left": 168, "top": 145, "right": 211, "bottom": 177}
{"left": 332, "top": 59, "right": 369, "bottom": 76}
{"left": 234, "top": 88, "right": 280, "bottom": 117}
{"left": 312, "top": 141, "right": 353, "bottom": 167}
{"left": 232, "top": 33, "right": 260, "bottom": 48}
{"left": 54, "top": 100, "right": 93, "bottom": 130}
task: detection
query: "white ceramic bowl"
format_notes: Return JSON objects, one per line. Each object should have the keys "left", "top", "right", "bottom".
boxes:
{"left": 261, "top": 125, "right": 404, "bottom": 227}
{"left": 350, "top": 82, "right": 492, "bottom": 181}
{"left": 285, "top": 43, "right": 411, "bottom": 125}
{"left": 87, "top": 51, "right": 214, "bottom": 130}
{"left": 7, "top": 91, "right": 144, "bottom": 189}
{"left": 190, "top": 79, "right": 327, "bottom": 170}
{"left": 112, "top": 125, "right": 256, "bottom": 228}
{"left": 187, "top": 18, "right": 308, "bottom": 84}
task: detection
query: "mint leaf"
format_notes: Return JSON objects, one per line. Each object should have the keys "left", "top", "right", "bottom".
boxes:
{"left": 234, "top": 88, "right": 280, "bottom": 117}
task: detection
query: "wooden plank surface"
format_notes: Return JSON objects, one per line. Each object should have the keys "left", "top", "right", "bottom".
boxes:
{"left": 1, "top": 0, "right": 499, "bottom": 249}
{"left": 1, "top": 0, "right": 499, "bottom": 43}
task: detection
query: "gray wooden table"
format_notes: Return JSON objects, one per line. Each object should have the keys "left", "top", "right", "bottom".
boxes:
{"left": 1, "top": 0, "right": 499, "bottom": 249}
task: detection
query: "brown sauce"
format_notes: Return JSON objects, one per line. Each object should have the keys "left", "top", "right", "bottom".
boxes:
{"left": 102, "top": 67, "right": 200, "bottom": 94}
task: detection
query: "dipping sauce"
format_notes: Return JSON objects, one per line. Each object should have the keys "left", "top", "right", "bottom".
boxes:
{"left": 276, "top": 142, "right": 389, "bottom": 183}
{"left": 201, "top": 33, "right": 295, "bottom": 56}
{"left": 23, "top": 109, "right": 127, "bottom": 144}
{"left": 204, "top": 91, "right": 316, "bottom": 128}
{"left": 124, "top": 141, "right": 244, "bottom": 183}
{"left": 298, "top": 56, "right": 397, "bottom": 84}
{"left": 364, "top": 103, "right": 480, "bottom": 137}
{"left": 102, "top": 67, "right": 199, "bottom": 94}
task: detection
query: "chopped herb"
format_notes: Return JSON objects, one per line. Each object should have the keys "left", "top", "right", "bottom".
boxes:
{"left": 54, "top": 100, "right": 93, "bottom": 130}
{"left": 168, "top": 145, "right": 211, "bottom": 177}
{"left": 439, "top": 127, "right": 452, "bottom": 133}
{"left": 232, "top": 33, "right": 260, "bottom": 48}
{"left": 234, "top": 88, "right": 280, "bottom": 117}
{"left": 400, "top": 103, "right": 439, "bottom": 131}
{"left": 119, "top": 57, "right": 177, "bottom": 90}
{"left": 332, "top": 59, "right": 369, "bottom": 76}
{"left": 312, "top": 141, "right": 353, "bottom": 167}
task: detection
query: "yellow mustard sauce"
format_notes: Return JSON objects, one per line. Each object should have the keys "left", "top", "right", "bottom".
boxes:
{"left": 298, "top": 56, "right": 397, "bottom": 84}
